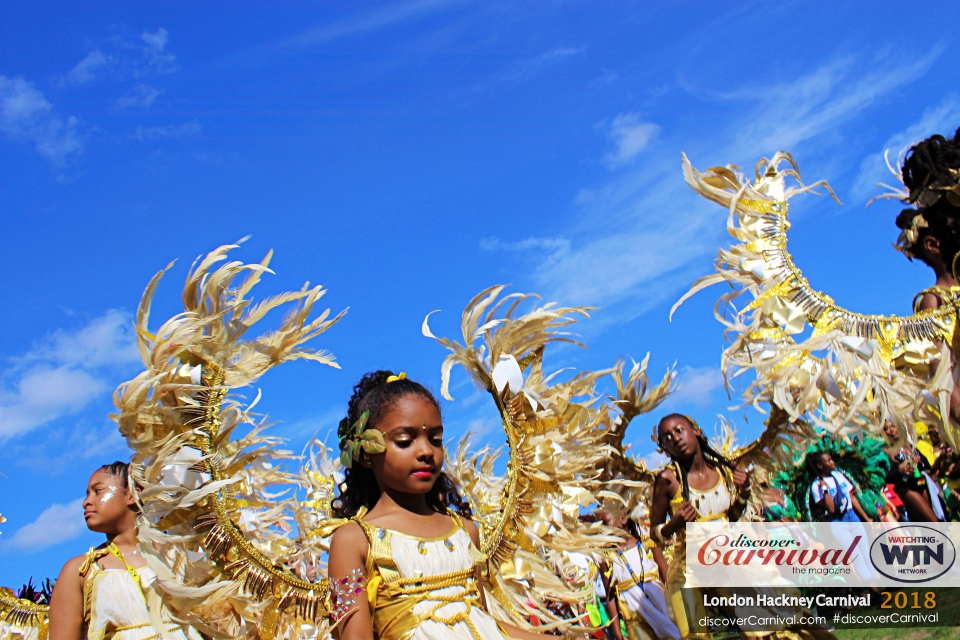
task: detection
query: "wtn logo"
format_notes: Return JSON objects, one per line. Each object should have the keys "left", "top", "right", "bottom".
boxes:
{"left": 870, "top": 525, "right": 956, "bottom": 583}
{"left": 879, "top": 542, "right": 943, "bottom": 567}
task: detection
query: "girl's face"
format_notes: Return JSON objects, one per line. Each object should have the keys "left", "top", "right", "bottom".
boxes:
{"left": 82, "top": 470, "right": 135, "bottom": 533}
{"left": 658, "top": 416, "right": 700, "bottom": 460}
{"left": 369, "top": 395, "right": 444, "bottom": 495}
{"left": 883, "top": 421, "right": 899, "bottom": 441}
{"left": 816, "top": 453, "right": 836, "bottom": 474}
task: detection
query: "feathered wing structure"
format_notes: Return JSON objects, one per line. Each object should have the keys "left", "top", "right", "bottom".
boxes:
{"left": 671, "top": 152, "right": 956, "bottom": 450}
{"left": 423, "top": 286, "right": 623, "bottom": 632}
{"left": 113, "top": 243, "right": 345, "bottom": 640}
{"left": 596, "top": 357, "right": 678, "bottom": 517}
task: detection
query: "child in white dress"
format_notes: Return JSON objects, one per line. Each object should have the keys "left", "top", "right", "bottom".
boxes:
{"left": 47, "top": 463, "right": 198, "bottom": 640}
{"left": 327, "top": 371, "right": 546, "bottom": 640}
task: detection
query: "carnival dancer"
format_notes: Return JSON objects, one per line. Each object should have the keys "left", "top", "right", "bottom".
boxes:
{"left": 327, "top": 371, "right": 544, "bottom": 640}
{"left": 806, "top": 452, "right": 872, "bottom": 524}
{"left": 596, "top": 510, "right": 679, "bottom": 640}
{"left": 47, "top": 463, "right": 199, "bottom": 640}
{"left": 648, "top": 414, "right": 750, "bottom": 638}
{"left": 805, "top": 452, "right": 875, "bottom": 582}
{"left": 881, "top": 421, "right": 942, "bottom": 521}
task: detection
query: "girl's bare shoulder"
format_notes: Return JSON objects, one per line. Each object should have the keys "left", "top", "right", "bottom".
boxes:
{"left": 655, "top": 467, "right": 678, "bottom": 485}
{"left": 330, "top": 521, "right": 369, "bottom": 554}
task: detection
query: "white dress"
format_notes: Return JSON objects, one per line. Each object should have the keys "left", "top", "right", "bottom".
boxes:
{"left": 610, "top": 544, "right": 679, "bottom": 640}
{"left": 354, "top": 514, "right": 508, "bottom": 640}
{"left": 81, "top": 550, "right": 197, "bottom": 640}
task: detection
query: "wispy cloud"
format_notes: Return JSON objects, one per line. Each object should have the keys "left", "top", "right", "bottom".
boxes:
{"left": 467, "top": 47, "right": 584, "bottom": 95}
{"left": 59, "top": 27, "right": 177, "bottom": 87}
{"left": 116, "top": 84, "right": 162, "bottom": 109}
{"left": 132, "top": 121, "right": 201, "bottom": 141}
{"left": 602, "top": 113, "right": 660, "bottom": 169}
{"left": 725, "top": 50, "right": 941, "bottom": 155}
{"left": 141, "top": 28, "right": 176, "bottom": 72}
{"left": 501, "top": 47, "right": 583, "bottom": 83}
{"left": 0, "top": 499, "right": 86, "bottom": 553}
{"left": 851, "top": 97, "right": 960, "bottom": 203}
{"left": 660, "top": 366, "right": 724, "bottom": 412}
{"left": 0, "top": 310, "right": 139, "bottom": 441}
{"left": 63, "top": 51, "right": 112, "bottom": 86}
{"left": 279, "top": 0, "right": 464, "bottom": 49}
{"left": 0, "top": 76, "right": 83, "bottom": 165}
{"left": 480, "top": 236, "right": 570, "bottom": 253}
{"left": 494, "top": 50, "right": 944, "bottom": 318}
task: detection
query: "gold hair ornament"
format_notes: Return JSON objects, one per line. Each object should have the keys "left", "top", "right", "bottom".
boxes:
{"left": 386, "top": 371, "right": 407, "bottom": 383}
{"left": 895, "top": 212, "right": 928, "bottom": 259}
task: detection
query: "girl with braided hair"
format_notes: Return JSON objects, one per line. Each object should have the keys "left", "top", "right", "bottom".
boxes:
{"left": 894, "top": 127, "right": 960, "bottom": 312}
{"left": 47, "top": 462, "right": 198, "bottom": 640}
{"left": 648, "top": 414, "right": 750, "bottom": 638}
{"left": 892, "top": 128, "right": 960, "bottom": 428}
{"left": 327, "top": 370, "right": 545, "bottom": 640}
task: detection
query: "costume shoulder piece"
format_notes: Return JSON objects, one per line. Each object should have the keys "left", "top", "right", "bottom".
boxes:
{"left": 423, "top": 286, "right": 625, "bottom": 632}
{"left": 114, "top": 243, "right": 345, "bottom": 640}
{"left": 672, "top": 152, "right": 956, "bottom": 448}
{"left": 0, "top": 588, "right": 49, "bottom": 640}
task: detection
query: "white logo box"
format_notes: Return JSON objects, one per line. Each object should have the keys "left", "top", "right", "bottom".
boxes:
{"left": 684, "top": 522, "right": 960, "bottom": 588}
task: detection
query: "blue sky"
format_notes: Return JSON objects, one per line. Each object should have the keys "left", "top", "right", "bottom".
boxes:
{"left": 1, "top": 1, "right": 959, "bottom": 585}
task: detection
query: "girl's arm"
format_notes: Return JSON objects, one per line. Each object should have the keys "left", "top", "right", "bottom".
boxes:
{"left": 328, "top": 523, "right": 374, "bottom": 640}
{"left": 815, "top": 479, "right": 837, "bottom": 514}
{"left": 849, "top": 493, "right": 873, "bottom": 523}
{"left": 600, "top": 566, "right": 625, "bottom": 640}
{"left": 651, "top": 470, "right": 695, "bottom": 541}
{"left": 727, "top": 466, "right": 751, "bottom": 521}
{"left": 48, "top": 555, "right": 87, "bottom": 640}
{"left": 652, "top": 547, "right": 669, "bottom": 584}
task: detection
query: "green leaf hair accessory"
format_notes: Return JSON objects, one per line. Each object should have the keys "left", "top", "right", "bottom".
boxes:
{"left": 338, "top": 410, "right": 386, "bottom": 468}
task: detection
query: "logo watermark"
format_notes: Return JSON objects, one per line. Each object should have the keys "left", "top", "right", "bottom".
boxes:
{"left": 685, "top": 522, "right": 960, "bottom": 588}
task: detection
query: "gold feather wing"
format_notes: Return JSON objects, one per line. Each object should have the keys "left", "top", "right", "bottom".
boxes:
{"left": 424, "top": 285, "right": 622, "bottom": 632}
{"left": 672, "top": 152, "right": 955, "bottom": 450}
{"left": 115, "top": 243, "right": 345, "bottom": 640}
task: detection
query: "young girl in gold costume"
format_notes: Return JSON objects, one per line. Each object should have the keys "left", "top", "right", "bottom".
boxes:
{"left": 47, "top": 463, "right": 198, "bottom": 640}
{"left": 328, "top": 370, "right": 544, "bottom": 640}
{"left": 648, "top": 415, "right": 750, "bottom": 638}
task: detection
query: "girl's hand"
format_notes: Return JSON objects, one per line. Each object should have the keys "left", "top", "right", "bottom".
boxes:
{"left": 733, "top": 466, "right": 751, "bottom": 493}
{"left": 672, "top": 501, "right": 698, "bottom": 526}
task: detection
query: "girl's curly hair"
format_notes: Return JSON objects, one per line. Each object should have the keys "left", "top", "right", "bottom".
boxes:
{"left": 331, "top": 370, "right": 473, "bottom": 520}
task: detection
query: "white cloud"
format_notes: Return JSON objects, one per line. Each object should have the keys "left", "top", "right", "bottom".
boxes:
{"left": 1, "top": 499, "right": 86, "bottom": 552}
{"left": 480, "top": 236, "right": 570, "bottom": 254}
{"left": 116, "top": 83, "right": 162, "bottom": 109}
{"left": 22, "top": 309, "right": 139, "bottom": 368}
{"left": 133, "top": 121, "right": 201, "bottom": 141}
{"left": 63, "top": 51, "right": 112, "bottom": 86}
{"left": 279, "top": 0, "right": 463, "bottom": 49}
{"left": 727, "top": 51, "right": 940, "bottom": 155}
{"left": 851, "top": 97, "right": 960, "bottom": 203}
{"left": 283, "top": 406, "right": 345, "bottom": 440}
{"left": 602, "top": 113, "right": 660, "bottom": 168}
{"left": 0, "top": 76, "right": 83, "bottom": 165}
{"left": 494, "top": 51, "right": 943, "bottom": 317}
{"left": 142, "top": 28, "right": 176, "bottom": 71}
{"left": 0, "top": 311, "right": 138, "bottom": 441}
{"left": 660, "top": 366, "right": 724, "bottom": 411}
